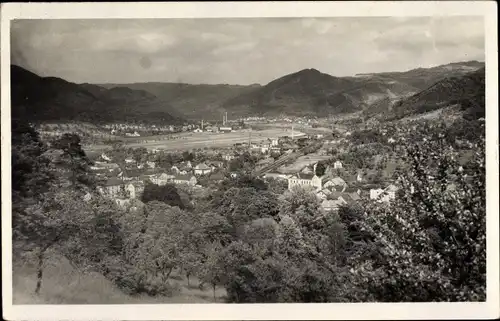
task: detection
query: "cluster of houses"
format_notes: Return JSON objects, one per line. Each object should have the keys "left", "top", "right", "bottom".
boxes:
{"left": 266, "top": 161, "right": 398, "bottom": 212}
{"left": 92, "top": 152, "right": 230, "bottom": 206}
{"left": 104, "top": 123, "right": 208, "bottom": 137}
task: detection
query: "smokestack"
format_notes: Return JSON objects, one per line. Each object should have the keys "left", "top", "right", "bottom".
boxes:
{"left": 201, "top": 119, "right": 204, "bottom": 131}
{"left": 225, "top": 112, "right": 228, "bottom": 125}
{"left": 222, "top": 113, "right": 225, "bottom": 126}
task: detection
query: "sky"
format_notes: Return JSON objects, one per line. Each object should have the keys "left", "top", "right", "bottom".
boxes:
{"left": 11, "top": 17, "right": 485, "bottom": 85}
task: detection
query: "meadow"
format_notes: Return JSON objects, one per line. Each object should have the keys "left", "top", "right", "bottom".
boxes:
{"left": 13, "top": 250, "right": 227, "bottom": 304}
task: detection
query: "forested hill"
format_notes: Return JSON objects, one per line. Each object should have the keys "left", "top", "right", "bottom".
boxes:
{"left": 363, "top": 66, "right": 486, "bottom": 121}
{"left": 97, "top": 82, "right": 260, "bottom": 121}
{"left": 220, "top": 61, "right": 485, "bottom": 118}
{"left": 10, "top": 65, "right": 182, "bottom": 124}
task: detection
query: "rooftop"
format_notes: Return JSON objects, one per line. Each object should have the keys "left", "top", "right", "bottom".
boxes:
{"left": 294, "top": 173, "right": 315, "bottom": 180}
{"left": 195, "top": 163, "right": 211, "bottom": 170}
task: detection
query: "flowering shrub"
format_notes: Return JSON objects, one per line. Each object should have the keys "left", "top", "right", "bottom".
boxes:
{"left": 346, "top": 126, "right": 486, "bottom": 302}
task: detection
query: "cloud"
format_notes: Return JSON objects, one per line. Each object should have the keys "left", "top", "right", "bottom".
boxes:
{"left": 11, "top": 17, "right": 485, "bottom": 85}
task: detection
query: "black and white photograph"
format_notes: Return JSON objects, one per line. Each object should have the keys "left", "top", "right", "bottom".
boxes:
{"left": 1, "top": 1, "right": 498, "bottom": 320}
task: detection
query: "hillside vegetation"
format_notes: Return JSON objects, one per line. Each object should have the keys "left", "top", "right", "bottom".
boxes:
{"left": 364, "top": 67, "right": 485, "bottom": 121}
{"left": 98, "top": 82, "right": 260, "bottom": 120}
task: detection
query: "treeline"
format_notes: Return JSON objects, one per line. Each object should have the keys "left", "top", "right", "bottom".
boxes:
{"left": 12, "top": 117, "right": 486, "bottom": 302}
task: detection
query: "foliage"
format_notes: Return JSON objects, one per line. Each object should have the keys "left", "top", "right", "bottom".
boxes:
{"left": 345, "top": 133, "right": 486, "bottom": 302}
{"left": 315, "top": 161, "right": 327, "bottom": 177}
{"left": 51, "top": 133, "right": 96, "bottom": 190}
{"left": 228, "top": 152, "right": 259, "bottom": 173}
{"left": 141, "top": 182, "right": 185, "bottom": 209}
{"left": 11, "top": 119, "right": 53, "bottom": 201}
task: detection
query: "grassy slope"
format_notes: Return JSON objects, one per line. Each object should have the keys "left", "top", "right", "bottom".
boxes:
{"left": 13, "top": 251, "right": 226, "bottom": 304}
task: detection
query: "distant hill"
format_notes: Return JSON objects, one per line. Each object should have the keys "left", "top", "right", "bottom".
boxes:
{"left": 356, "top": 60, "right": 485, "bottom": 90}
{"left": 364, "top": 66, "right": 485, "bottom": 121}
{"left": 221, "top": 61, "right": 484, "bottom": 117}
{"left": 12, "top": 60, "right": 485, "bottom": 123}
{"left": 11, "top": 65, "right": 181, "bottom": 124}
{"left": 98, "top": 82, "right": 260, "bottom": 120}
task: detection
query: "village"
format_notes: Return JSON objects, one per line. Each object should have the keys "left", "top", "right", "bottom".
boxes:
{"left": 91, "top": 121, "right": 400, "bottom": 212}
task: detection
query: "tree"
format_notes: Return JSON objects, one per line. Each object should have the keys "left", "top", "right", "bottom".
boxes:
{"left": 265, "top": 177, "right": 288, "bottom": 195}
{"left": 199, "top": 241, "right": 226, "bottom": 301}
{"left": 156, "top": 152, "right": 176, "bottom": 169}
{"left": 315, "top": 161, "right": 327, "bottom": 177}
{"left": 213, "top": 187, "right": 280, "bottom": 239}
{"left": 182, "top": 151, "right": 195, "bottom": 162}
{"left": 51, "top": 133, "right": 95, "bottom": 190}
{"left": 228, "top": 152, "right": 257, "bottom": 174}
{"left": 347, "top": 133, "right": 486, "bottom": 302}
{"left": 115, "top": 202, "right": 190, "bottom": 295}
{"left": 141, "top": 182, "right": 185, "bottom": 209}
{"left": 11, "top": 119, "right": 53, "bottom": 201}
{"left": 131, "top": 147, "right": 148, "bottom": 163}
{"left": 13, "top": 188, "right": 102, "bottom": 294}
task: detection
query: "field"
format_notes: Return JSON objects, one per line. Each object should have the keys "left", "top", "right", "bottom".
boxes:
{"left": 249, "top": 122, "right": 337, "bottom": 135}
{"left": 13, "top": 250, "right": 227, "bottom": 304}
{"left": 84, "top": 128, "right": 305, "bottom": 154}
{"left": 278, "top": 153, "right": 332, "bottom": 174}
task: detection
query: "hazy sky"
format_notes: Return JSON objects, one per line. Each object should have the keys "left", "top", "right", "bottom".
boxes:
{"left": 11, "top": 17, "right": 485, "bottom": 85}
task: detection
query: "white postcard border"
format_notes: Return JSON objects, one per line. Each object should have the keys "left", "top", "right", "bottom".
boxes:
{"left": 1, "top": 1, "right": 498, "bottom": 320}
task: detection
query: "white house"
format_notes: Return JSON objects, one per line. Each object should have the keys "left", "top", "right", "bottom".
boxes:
{"left": 99, "top": 178, "right": 124, "bottom": 198}
{"left": 334, "top": 160, "right": 343, "bottom": 169}
{"left": 288, "top": 173, "right": 333, "bottom": 191}
{"left": 194, "top": 163, "right": 212, "bottom": 175}
{"left": 151, "top": 173, "right": 175, "bottom": 186}
{"left": 125, "top": 181, "right": 145, "bottom": 199}
{"left": 370, "top": 188, "right": 384, "bottom": 200}
{"left": 146, "top": 161, "right": 156, "bottom": 169}
{"left": 173, "top": 174, "right": 197, "bottom": 186}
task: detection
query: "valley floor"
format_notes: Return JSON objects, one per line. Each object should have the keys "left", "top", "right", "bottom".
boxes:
{"left": 84, "top": 128, "right": 305, "bottom": 153}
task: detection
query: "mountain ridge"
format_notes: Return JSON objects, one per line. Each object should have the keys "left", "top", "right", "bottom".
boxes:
{"left": 11, "top": 60, "right": 485, "bottom": 122}
{"left": 10, "top": 65, "right": 182, "bottom": 124}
